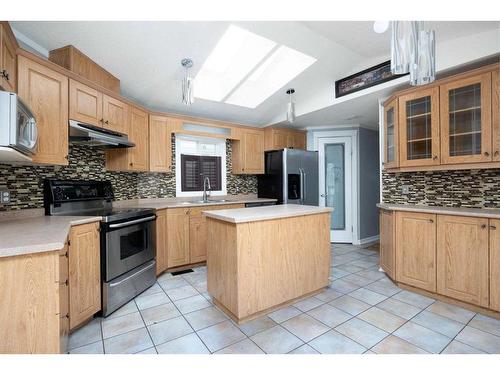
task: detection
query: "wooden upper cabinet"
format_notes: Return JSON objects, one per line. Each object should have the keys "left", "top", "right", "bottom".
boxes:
{"left": 492, "top": 69, "right": 500, "bottom": 162}
{"left": 233, "top": 129, "right": 264, "bottom": 174}
{"left": 49, "top": 45, "right": 120, "bottom": 93}
{"left": 69, "top": 79, "right": 103, "bottom": 127}
{"left": 128, "top": 107, "right": 149, "bottom": 171}
{"left": 379, "top": 209, "right": 395, "bottom": 279}
{"left": 437, "top": 215, "right": 489, "bottom": 307}
{"left": 0, "top": 23, "right": 17, "bottom": 92}
{"left": 398, "top": 87, "right": 440, "bottom": 167}
{"left": 440, "top": 72, "right": 492, "bottom": 164}
{"left": 490, "top": 219, "right": 500, "bottom": 312}
{"left": 167, "top": 208, "right": 191, "bottom": 268}
{"left": 102, "top": 94, "right": 128, "bottom": 134}
{"left": 155, "top": 210, "right": 168, "bottom": 275}
{"left": 290, "top": 132, "right": 307, "bottom": 149}
{"left": 68, "top": 222, "right": 101, "bottom": 329}
{"left": 264, "top": 128, "right": 306, "bottom": 151}
{"left": 17, "top": 56, "right": 69, "bottom": 165}
{"left": 383, "top": 98, "right": 399, "bottom": 169}
{"left": 150, "top": 115, "right": 179, "bottom": 172}
{"left": 396, "top": 211, "right": 437, "bottom": 292}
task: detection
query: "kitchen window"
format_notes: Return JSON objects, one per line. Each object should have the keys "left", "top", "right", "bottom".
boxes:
{"left": 175, "top": 135, "right": 227, "bottom": 197}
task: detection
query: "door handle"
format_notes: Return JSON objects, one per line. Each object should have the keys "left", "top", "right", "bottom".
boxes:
{"left": 108, "top": 215, "right": 156, "bottom": 228}
{"left": 320, "top": 193, "right": 328, "bottom": 197}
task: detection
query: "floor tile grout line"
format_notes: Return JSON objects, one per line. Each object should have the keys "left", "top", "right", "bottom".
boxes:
{"left": 439, "top": 312, "right": 480, "bottom": 354}
{"left": 134, "top": 297, "right": 159, "bottom": 354}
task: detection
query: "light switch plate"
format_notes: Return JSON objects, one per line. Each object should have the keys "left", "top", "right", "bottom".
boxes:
{"left": 0, "top": 189, "right": 11, "bottom": 204}
{"left": 401, "top": 185, "right": 410, "bottom": 195}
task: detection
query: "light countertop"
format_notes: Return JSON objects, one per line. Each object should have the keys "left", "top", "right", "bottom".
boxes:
{"left": 377, "top": 203, "right": 500, "bottom": 219}
{"left": 112, "top": 195, "right": 276, "bottom": 210}
{"left": 0, "top": 215, "right": 101, "bottom": 258}
{"left": 203, "top": 204, "right": 333, "bottom": 223}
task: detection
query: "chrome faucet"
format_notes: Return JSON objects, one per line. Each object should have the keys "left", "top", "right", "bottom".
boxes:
{"left": 202, "top": 176, "right": 211, "bottom": 203}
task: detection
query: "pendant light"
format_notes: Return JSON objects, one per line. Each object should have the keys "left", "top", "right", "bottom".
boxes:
{"left": 409, "top": 30, "right": 436, "bottom": 86}
{"left": 286, "top": 88, "right": 296, "bottom": 124}
{"left": 390, "top": 21, "right": 421, "bottom": 75}
{"left": 181, "top": 58, "right": 194, "bottom": 105}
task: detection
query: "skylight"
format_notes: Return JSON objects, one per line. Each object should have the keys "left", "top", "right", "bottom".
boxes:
{"left": 195, "top": 25, "right": 276, "bottom": 102}
{"left": 195, "top": 25, "right": 317, "bottom": 109}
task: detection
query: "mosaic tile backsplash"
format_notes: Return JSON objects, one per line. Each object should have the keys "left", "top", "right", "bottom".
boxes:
{"left": 0, "top": 135, "right": 257, "bottom": 211}
{"left": 382, "top": 169, "right": 500, "bottom": 208}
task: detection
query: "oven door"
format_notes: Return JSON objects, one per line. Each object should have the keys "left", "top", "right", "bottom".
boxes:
{"left": 104, "top": 215, "right": 156, "bottom": 281}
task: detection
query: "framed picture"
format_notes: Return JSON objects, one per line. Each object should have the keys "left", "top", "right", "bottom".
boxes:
{"left": 335, "top": 61, "right": 408, "bottom": 98}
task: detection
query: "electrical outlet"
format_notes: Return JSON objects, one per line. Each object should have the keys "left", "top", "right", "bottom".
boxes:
{"left": 401, "top": 185, "right": 410, "bottom": 195}
{"left": 0, "top": 189, "right": 11, "bottom": 204}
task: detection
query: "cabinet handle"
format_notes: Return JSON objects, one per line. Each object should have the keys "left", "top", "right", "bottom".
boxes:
{"left": 490, "top": 225, "right": 497, "bottom": 230}
{"left": 484, "top": 151, "right": 490, "bottom": 157}
{"left": 481, "top": 224, "right": 487, "bottom": 229}
{"left": 105, "top": 120, "right": 109, "bottom": 125}
{"left": 129, "top": 162, "right": 133, "bottom": 166}
{"left": 494, "top": 150, "right": 499, "bottom": 157}
{"left": 1, "top": 70, "right": 9, "bottom": 81}
{"left": 432, "top": 155, "right": 438, "bottom": 160}
{"left": 65, "top": 313, "right": 70, "bottom": 319}
{"left": 429, "top": 219, "right": 434, "bottom": 223}
{"left": 60, "top": 279, "right": 68, "bottom": 286}
{"left": 60, "top": 251, "right": 68, "bottom": 258}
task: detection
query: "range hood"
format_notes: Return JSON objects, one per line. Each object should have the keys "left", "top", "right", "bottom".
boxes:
{"left": 69, "top": 120, "right": 135, "bottom": 148}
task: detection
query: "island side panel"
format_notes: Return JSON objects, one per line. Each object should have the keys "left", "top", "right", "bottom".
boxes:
{"left": 206, "top": 218, "right": 239, "bottom": 317}
{"left": 236, "top": 213, "right": 331, "bottom": 320}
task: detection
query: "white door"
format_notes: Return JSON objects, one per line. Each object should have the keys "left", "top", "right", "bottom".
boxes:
{"left": 318, "top": 137, "right": 353, "bottom": 243}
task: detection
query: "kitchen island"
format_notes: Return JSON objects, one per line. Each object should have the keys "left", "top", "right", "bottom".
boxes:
{"left": 204, "top": 204, "right": 333, "bottom": 323}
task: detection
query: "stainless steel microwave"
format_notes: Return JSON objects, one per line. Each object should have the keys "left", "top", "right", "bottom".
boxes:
{"left": 0, "top": 91, "right": 38, "bottom": 155}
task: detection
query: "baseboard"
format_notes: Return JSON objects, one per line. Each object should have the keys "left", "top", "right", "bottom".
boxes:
{"left": 353, "top": 235, "right": 380, "bottom": 246}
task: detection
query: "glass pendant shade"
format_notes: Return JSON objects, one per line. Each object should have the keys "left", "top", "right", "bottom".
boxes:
{"left": 410, "top": 30, "right": 436, "bottom": 86}
{"left": 390, "top": 21, "right": 421, "bottom": 74}
{"left": 287, "top": 102, "right": 295, "bottom": 123}
{"left": 286, "top": 88, "right": 296, "bottom": 123}
{"left": 182, "top": 75, "right": 194, "bottom": 105}
{"left": 181, "top": 58, "right": 194, "bottom": 105}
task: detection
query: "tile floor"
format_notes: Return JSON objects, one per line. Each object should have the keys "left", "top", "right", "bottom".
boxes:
{"left": 68, "top": 242, "right": 500, "bottom": 354}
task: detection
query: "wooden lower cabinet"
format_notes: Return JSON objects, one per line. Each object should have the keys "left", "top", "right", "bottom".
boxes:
{"left": 490, "top": 219, "right": 500, "bottom": 311}
{"left": 379, "top": 209, "right": 395, "bottom": 279}
{"left": 161, "top": 204, "right": 246, "bottom": 271}
{"left": 68, "top": 222, "right": 101, "bottom": 329}
{"left": 0, "top": 251, "right": 67, "bottom": 353}
{"left": 190, "top": 214, "right": 208, "bottom": 264}
{"left": 395, "top": 211, "right": 437, "bottom": 292}
{"left": 166, "top": 208, "right": 191, "bottom": 268}
{"left": 156, "top": 209, "right": 168, "bottom": 275}
{"left": 437, "top": 215, "right": 489, "bottom": 307}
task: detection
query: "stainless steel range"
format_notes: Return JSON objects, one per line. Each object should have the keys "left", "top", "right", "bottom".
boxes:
{"left": 44, "top": 179, "right": 157, "bottom": 316}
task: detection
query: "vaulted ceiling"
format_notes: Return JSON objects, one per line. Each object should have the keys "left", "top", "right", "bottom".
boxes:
{"left": 11, "top": 21, "right": 500, "bottom": 129}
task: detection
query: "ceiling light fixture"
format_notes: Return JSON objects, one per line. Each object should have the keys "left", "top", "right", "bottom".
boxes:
{"left": 390, "top": 21, "right": 436, "bottom": 86}
{"left": 286, "top": 88, "right": 296, "bottom": 124}
{"left": 373, "top": 21, "right": 389, "bottom": 34}
{"left": 181, "top": 58, "right": 194, "bottom": 105}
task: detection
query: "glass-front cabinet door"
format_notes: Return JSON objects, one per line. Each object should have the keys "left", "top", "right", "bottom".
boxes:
{"left": 492, "top": 69, "right": 500, "bottom": 162}
{"left": 383, "top": 98, "right": 399, "bottom": 169}
{"left": 398, "top": 87, "right": 440, "bottom": 167}
{"left": 440, "top": 72, "right": 492, "bottom": 164}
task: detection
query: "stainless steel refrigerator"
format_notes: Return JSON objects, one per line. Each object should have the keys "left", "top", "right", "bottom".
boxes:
{"left": 257, "top": 148, "right": 319, "bottom": 205}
